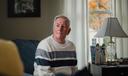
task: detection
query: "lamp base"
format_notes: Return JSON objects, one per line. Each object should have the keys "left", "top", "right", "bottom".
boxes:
{"left": 106, "top": 42, "right": 117, "bottom": 62}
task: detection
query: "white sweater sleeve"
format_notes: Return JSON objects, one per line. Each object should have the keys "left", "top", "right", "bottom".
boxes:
{"left": 34, "top": 63, "right": 55, "bottom": 76}
{"left": 34, "top": 40, "right": 55, "bottom": 76}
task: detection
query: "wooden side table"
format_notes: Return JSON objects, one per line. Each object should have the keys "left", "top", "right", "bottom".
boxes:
{"left": 90, "top": 64, "right": 128, "bottom": 76}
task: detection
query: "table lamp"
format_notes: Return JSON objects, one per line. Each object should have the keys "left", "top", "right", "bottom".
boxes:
{"left": 95, "top": 17, "right": 128, "bottom": 62}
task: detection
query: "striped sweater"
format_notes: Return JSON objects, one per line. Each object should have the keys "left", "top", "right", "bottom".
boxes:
{"left": 34, "top": 35, "right": 77, "bottom": 76}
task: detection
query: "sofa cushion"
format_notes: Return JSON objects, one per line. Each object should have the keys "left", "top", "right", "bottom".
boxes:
{"left": 12, "top": 39, "right": 39, "bottom": 74}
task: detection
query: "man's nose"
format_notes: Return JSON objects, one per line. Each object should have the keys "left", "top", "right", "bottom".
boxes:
{"left": 59, "top": 26, "right": 63, "bottom": 30}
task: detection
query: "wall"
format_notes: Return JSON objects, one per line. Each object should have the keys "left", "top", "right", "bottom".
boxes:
{"left": 0, "top": 0, "right": 64, "bottom": 40}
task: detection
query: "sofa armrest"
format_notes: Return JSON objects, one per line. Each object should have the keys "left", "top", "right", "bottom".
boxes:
{"left": 12, "top": 39, "right": 39, "bottom": 74}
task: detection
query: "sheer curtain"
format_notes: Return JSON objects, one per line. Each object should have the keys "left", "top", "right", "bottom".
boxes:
{"left": 115, "top": 0, "right": 128, "bottom": 58}
{"left": 63, "top": 0, "right": 128, "bottom": 69}
{"left": 64, "top": 0, "right": 89, "bottom": 70}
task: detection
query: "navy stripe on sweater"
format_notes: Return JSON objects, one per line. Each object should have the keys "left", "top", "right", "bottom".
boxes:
{"left": 35, "top": 58, "right": 77, "bottom": 67}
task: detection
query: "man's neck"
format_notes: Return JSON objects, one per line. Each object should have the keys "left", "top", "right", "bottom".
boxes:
{"left": 52, "top": 36, "right": 65, "bottom": 44}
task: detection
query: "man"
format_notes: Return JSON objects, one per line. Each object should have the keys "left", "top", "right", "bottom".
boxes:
{"left": 34, "top": 15, "right": 77, "bottom": 76}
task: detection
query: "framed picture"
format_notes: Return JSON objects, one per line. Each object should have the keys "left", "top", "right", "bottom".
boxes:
{"left": 8, "top": 0, "right": 40, "bottom": 17}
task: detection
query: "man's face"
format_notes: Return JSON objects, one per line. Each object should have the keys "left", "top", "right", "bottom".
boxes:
{"left": 53, "top": 18, "right": 70, "bottom": 42}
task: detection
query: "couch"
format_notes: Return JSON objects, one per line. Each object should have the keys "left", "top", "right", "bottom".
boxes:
{"left": 12, "top": 39, "right": 40, "bottom": 75}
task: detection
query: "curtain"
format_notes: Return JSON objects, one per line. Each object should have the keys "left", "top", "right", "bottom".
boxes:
{"left": 64, "top": 0, "right": 89, "bottom": 70}
{"left": 115, "top": 0, "right": 128, "bottom": 58}
{"left": 63, "top": 0, "right": 128, "bottom": 69}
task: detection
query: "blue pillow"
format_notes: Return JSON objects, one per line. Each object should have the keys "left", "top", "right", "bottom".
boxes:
{"left": 13, "top": 39, "right": 39, "bottom": 74}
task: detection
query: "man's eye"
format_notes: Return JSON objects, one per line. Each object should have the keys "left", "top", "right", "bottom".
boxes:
{"left": 56, "top": 25, "right": 60, "bottom": 27}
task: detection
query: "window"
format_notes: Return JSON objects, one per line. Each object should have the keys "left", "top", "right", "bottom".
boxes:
{"left": 88, "top": 0, "right": 112, "bottom": 46}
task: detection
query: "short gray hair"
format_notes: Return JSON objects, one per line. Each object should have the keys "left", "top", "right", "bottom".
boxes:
{"left": 54, "top": 15, "right": 70, "bottom": 26}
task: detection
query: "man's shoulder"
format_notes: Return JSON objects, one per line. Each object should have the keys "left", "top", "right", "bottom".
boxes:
{"left": 37, "top": 36, "right": 52, "bottom": 48}
{"left": 39, "top": 36, "right": 52, "bottom": 43}
{"left": 66, "top": 40, "right": 75, "bottom": 47}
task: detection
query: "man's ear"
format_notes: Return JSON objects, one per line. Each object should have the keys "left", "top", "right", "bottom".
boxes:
{"left": 67, "top": 28, "right": 71, "bottom": 35}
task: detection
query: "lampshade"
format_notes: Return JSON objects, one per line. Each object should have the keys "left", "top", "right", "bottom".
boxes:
{"left": 94, "top": 17, "right": 128, "bottom": 63}
{"left": 95, "top": 17, "right": 128, "bottom": 38}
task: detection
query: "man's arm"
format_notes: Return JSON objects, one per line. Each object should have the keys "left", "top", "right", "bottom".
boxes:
{"left": 34, "top": 48, "right": 54, "bottom": 76}
{"left": 34, "top": 62, "right": 54, "bottom": 76}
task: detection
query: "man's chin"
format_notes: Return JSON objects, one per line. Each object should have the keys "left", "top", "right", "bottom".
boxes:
{"left": 56, "top": 36, "right": 65, "bottom": 40}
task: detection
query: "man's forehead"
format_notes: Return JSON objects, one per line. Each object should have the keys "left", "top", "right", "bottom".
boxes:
{"left": 55, "top": 18, "right": 66, "bottom": 23}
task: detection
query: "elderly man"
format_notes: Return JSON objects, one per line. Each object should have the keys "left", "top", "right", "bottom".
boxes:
{"left": 34, "top": 15, "right": 77, "bottom": 76}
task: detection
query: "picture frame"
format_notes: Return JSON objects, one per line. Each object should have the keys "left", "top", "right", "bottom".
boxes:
{"left": 8, "top": 0, "right": 41, "bottom": 17}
